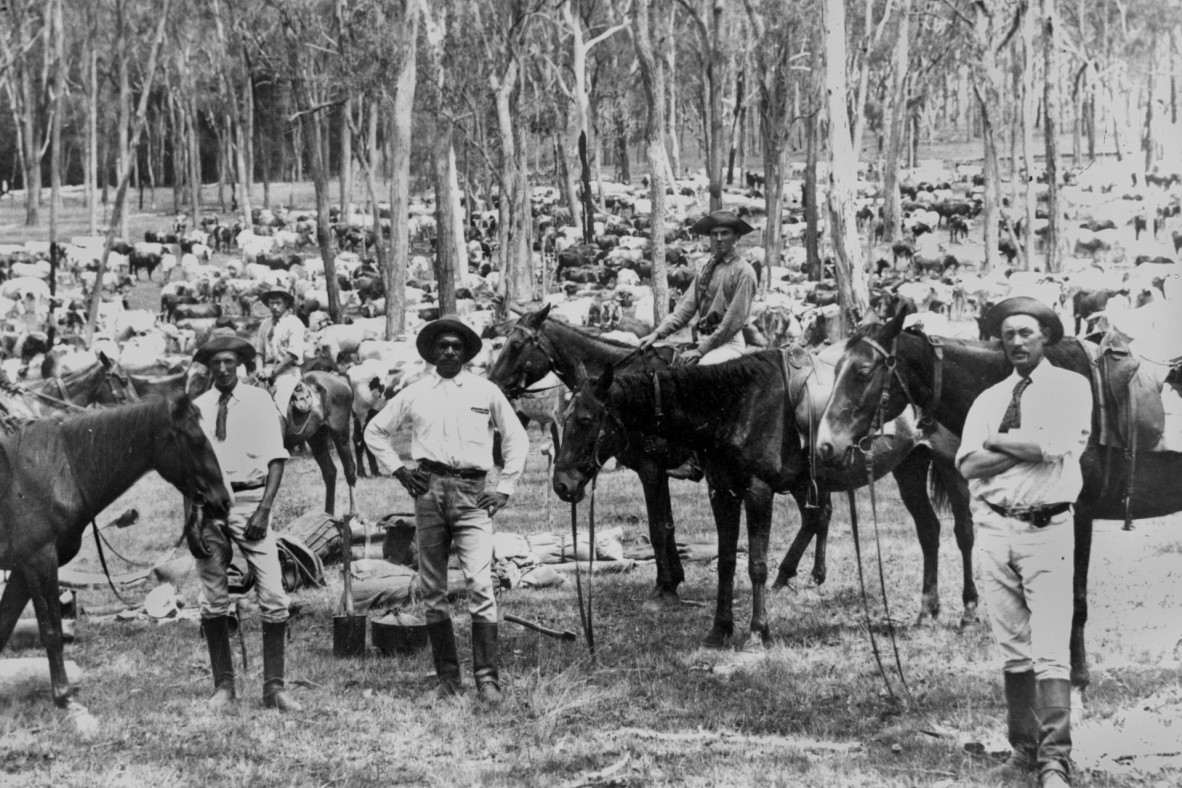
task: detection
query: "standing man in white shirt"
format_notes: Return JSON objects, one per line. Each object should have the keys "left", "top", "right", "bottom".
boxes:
{"left": 256, "top": 289, "right": 308, "bottom": 430}
{"left": 956, "top": 297, "right": 1092, "bottom": 788}
{"left": 364, "top": 315, "right": 529, "bottom": 705}
{"left": 192, "top": 335, "right": 303, "bottom": 712}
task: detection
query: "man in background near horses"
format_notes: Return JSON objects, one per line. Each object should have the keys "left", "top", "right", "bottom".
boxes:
{"left": 364, "top": 315, "right": 528, "bottom": 706}
{"left": 255, "top": 289, "right": 307, "bottom": 431}
{"left": 192, "top": 335, "right": 304, "bottom": 713}
{"left": 956, "top": 297, "right": 1091, "bottom": 788}
{"left": 638, "top": 210, "right": 758, "bottom": 367}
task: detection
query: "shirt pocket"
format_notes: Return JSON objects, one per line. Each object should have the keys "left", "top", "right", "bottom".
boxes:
{"left": 462, "top": 409, "right": 493, "bottom": 449}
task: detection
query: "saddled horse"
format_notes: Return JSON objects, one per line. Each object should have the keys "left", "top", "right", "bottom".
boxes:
{"left": 552, "top": 349, "right": 978, "bottom": 648}
{"left": 0, "top": 396, "right": 231, "bottom": 719}
{"left": 492, "top": 306, "right": 977, "bottom": 628}
{"left": 813, "top": 308, "right": 1182, "bottom": 691}
{"left": 2, "top": 353, "right": 140, "bottom": 417}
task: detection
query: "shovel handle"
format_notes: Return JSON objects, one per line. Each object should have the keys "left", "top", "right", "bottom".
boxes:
{"left": 504, "top": 614, "right": 577, "bottom": 642}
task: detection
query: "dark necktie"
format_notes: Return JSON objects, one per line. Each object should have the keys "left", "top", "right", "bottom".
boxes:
{"left": 696, "top": 253, "right": 726, "bottom": 305}
{"left": 215, "top": 388, "right": 233, "bottom": 440}
{"left": 997, "top": 376, "right": 1032, "bottom": 433}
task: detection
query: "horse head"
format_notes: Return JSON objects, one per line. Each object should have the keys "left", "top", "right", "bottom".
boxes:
{"left": 552, "top": 365, "right": 628, "bottom": 503}
{"left": 815, "top": 308, "right": 911, "bottom": 467}
{"left": 486, "top": 304, "right": 554, "bottom": 399}
{"left": 95, "top": 351, "right": 141, "bottom": 406}
{"left": 154, "top": 395, "right": 231, "bottom": 518}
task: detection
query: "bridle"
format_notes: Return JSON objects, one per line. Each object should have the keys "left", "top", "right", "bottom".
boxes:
{"left": 566, "top": 387, "right": 630, "bottom": 481}
{"left": 97, "top": 363, "right": 140, "bottom": 405}
{"left": 504, "top": 323, "right": 559, "bottom": 398}
{"left": 851, "top": 330, "right": 944, "bottom": 450}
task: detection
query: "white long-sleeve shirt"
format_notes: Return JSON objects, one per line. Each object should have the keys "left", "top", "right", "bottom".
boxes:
{"left": 363, "top": 369, "right": 529, "bottom": 495}
{"left": 956, "top": 361, "right": 1092, "bottom": 509}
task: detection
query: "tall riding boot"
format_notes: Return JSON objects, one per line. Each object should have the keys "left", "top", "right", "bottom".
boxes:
{"left": 987, "top": 670, "right": 1037, "bottom": 782}
{"left": 1035, "top": 678, "right": 1073, "bottom": 787}
{"left": 472, "top": 621, "right": 503, "bottom": 705}
{"left": 202, "top": 616, "right": 235, "bottom": 708}
{"left": 427, "top": 619, "right": 463, "bottom": 698}
{"left": 261, "top": 620, "right": 304, "bottom": 712}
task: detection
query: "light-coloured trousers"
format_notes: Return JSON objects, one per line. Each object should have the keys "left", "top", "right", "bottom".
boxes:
{"left": 976, "top": 505, "right": 1074, "bottom": 679}
{"left": 415, "top": 474, "right": 497, "bottom": 624}
{"left": 272, "top": 369, "right": 301, "bottom": 417}
{"left": 699, "top": 332, "right": 746, "bottom": 366}
{"left": 197, "top": 488, "right": 290, "bottom": 623}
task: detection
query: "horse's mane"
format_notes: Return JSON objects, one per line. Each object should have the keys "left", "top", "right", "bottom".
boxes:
{"left": 616, "top": 350, "right": 782, "bottom": 416}
{"left": 13, "top": 399, "right": 175, "bottom": 468}
{"left": 546, "top": 315, "right": 643, "bottom": 351}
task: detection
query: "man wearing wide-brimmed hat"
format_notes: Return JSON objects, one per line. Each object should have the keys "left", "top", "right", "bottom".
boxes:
{"left": 364, "top": 315, "right": 528, "bottom": 706}
{"left": 639, "top": 210, "right": 758, "bottom": 367}
{"left": 190, "top": 334, "right": 304, "bottom": 713}
{"left": 255, "top": 288, "right": 308, "bottom": 428}
{"left": 957, "top": 296, "right": 1091, "bottom": 788}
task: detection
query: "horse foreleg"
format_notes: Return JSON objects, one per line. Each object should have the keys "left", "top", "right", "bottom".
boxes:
{"left": 21, "top": 548, "right": 73, "bottom": 708}
{"left": 353, "top": 413, "right": 378, "bottom": 478}
{"left": 1070, "top": 511, "right": 1094, "bottom": 695}
{"left": 771, "top": 487, "right": 831, "bottom": 589}
{"left": 0, "top": 571, "right": 32, "bottom": 653}
{"left": 703, "top": 475, "right": 743, "bottom": 649}
{"left": 743, "top": 480, "right": 774, "bottom": 649}
{"left": 933, "top": 456, "right": 979, "bottom": 627}
{"left": 891, "top": 449, "right": 943, "bottom": 625}
{"left": 330, "top": 424, "right": 358, "bottom": 490}
{"left": 307, "top": 431, "right": 339, "bottom": 516}
{"left": 634, "top": 460, "right": 683, "bottom": 608}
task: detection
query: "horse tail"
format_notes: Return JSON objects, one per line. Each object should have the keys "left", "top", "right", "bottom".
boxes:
{"left": 928, "top": 463, "right": 951, "bottom": 515}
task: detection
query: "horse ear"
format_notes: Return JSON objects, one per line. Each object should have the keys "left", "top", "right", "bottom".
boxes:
{"left": 594, "top": 364, "right": 615, "bottom": 398}
{"left": 881, "top": 303, "right": 909, "bottom": 342}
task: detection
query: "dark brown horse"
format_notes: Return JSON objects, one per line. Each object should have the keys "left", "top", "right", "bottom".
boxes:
{"left": 814, "top": 309, "right": 1182, "bottom": 691}
{"left": 4, "top": 353, "right": 140, "bottom": 417}
{"left": 0, "top": 396, "right": 231, "bottom": 720}
{"left": 552, "top": 350, "right": 973, "bottom": 648}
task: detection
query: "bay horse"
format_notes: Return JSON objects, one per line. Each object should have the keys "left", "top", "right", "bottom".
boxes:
{"left": 0, "top": 396, "right": 231, "bottom": 718}
{"left": 813, "top": 308, "right": 1182, "bottom": 692}
{"left": 491, "top": 306, "right": 977, "bottom": 628}
{"left": 4, "top": 353, "right": 140, "bottom": 417}
{"left": 552, "top": 349, "right": 977, "bottom": 649}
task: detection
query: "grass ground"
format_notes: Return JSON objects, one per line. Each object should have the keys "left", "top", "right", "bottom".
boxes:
{"left": 2, "top": 149, "right": 1181, "bottom": 786}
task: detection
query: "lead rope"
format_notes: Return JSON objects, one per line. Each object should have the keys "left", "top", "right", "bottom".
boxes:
{"left": 569, "top": 501, "right": 594, "bottom": 660}
{"left": 846, "top": 487, "right": 895, "bottom": 701}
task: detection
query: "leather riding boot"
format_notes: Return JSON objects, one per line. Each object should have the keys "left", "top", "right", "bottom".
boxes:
{"left": 987, "top": 670, "right": 1038, "bottom": 782}
{"left": 261, "top": 620, "right": 303, "bottom": 712}
{"left": 667, "top": 451, "right": 704, "bottom": 482}
{"left": 1035, "top": 678, "right": 1073, "bottom": 787}
{"left": 472, "top": 621, "right": 503, "bottom": 705}
{"left": 202, "top": 616, "right": 235, "bottom": 708}
{"left": 427, "top": 619, "right": 463, "bottom": 698}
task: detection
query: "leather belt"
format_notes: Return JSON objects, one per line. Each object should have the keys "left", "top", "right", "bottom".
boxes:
{"left": 231, "top": 481, "right": 266, "bottom": 492}
{"left": 416, "top": 459, "right": 486, "bottom": 480}
{"left": 986, "top": 501, "right": 1071, "bottom": 527}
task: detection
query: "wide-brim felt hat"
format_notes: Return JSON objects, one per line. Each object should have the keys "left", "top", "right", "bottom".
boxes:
{"left": 261, "top": 289, "right": 295, "bottom": 308}
{"left": 416, "top": 315, "right": 482, "bottom": 364}
{"left": 690, "top": 210, "right": 755, "bottom": 237}
{"left": 194, "top": 335, "right": 257, "bottom": 366}
{"left": 982, "top": 296, "right": 1064, "bottom": 345}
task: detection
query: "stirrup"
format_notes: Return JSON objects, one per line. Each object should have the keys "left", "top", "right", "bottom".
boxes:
{"left": 291, "top": 383, "right": 313, "bottom": 413}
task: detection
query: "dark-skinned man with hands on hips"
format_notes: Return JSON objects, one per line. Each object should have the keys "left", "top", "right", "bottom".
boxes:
{"left": 364, "top": 316, "right": 528, "bottom": 705}
{"left": 191, "top": 335, "right": 303, "bottom": 712}
{"left": 638, "top": 210, "right": 758, "bottom": 367}
{"left": 956, "top": 297, "right": 1092, "bottom": 788}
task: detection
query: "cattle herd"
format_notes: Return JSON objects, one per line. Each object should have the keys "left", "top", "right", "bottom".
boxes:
{"left": 0, "top": 155, "right": 1179, "bottom": 448}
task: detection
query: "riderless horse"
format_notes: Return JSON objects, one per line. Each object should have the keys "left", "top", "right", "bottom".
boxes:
{"left": 0, "top": 396, "right": 231, "bottom": 722}
{"left": 814, "top": 309, "right": 1182, "bottom": 691}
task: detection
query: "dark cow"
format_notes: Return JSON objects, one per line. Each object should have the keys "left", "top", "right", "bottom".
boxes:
{"left": 1072, "top": 288, "right": 1128, "bottom": 335}
{"left": 891, "top": 240, "right": 914, "bottom": 267}
{"left": 257, "top": 253, "right": 303, "bottom": 271}
{"left": 948, "top": 215, "right": 970, "bottom": 244}
{"left": 562, "top": 265, "right": 614, "bottom": 286}
{"left": 555, "top": 243, "right": 600, "bottom": 278}
{"left": 1073, "top": 236, "right": 1111, "bottom": 257}
{"left": 666, "top": 265, "right": 695, "bottom": 294}
{"left": 1080, "top": 219, "right": 1117, "bottom": 233}
{"left": 130, "top": 250, "right": 162, "bottom": 280}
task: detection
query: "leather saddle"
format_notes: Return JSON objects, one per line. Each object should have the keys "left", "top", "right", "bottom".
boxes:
{"left": 1088, "top": 331, "right": 1167, "bottom": 452}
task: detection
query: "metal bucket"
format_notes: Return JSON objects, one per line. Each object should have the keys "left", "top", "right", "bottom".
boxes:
{"left": 333, "top": 614, "right": 367, "bottom": 658}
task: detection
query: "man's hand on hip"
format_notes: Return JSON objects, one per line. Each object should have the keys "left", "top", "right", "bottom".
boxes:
{"left": 394, "top": 466, "right": 429, "bottom": 498}
{"left": 476, "top": 491, "right": 509, "bottom": 516}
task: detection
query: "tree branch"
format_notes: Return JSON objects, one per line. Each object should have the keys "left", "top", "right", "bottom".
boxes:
{"left": 288, "top": 96, "right": 348, "bottom": 122}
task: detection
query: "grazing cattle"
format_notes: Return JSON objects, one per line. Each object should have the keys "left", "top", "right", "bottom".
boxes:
{"left": 666, "top": 266, "right": 695, "bottom": 294}
{"left": 891, "top": 240, "right": 914, "bottom": 267}
{"left": 948, "top": 215, "right": 970, "bottom": 244}
{"left": 169, "top": 302, "right": 223, "bottom": 322}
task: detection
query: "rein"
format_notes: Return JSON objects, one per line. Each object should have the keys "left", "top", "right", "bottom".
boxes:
{"left": 857, "top": 332, "right": 944, "bottom": 430}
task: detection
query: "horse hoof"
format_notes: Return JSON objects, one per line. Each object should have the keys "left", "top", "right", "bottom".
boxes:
{"left": 739, "top": 637, "right": 766, "bottom": 655}
{"left": 702, "top": 628, "right": 733, "bottom": 649}
{"left": 811, "top": 570, "right": 827, "bottom": 586}
{"left": 958, "top": 603, "right": 981, "bottom": 630}
{"left": 771, "top": 570, "right": 795, "bottom": 590}
{"left": 914, "top": 612, "right": 935, "bottom": 628}
{"left": 642, "top": 591, "right": 679, "bottom": 613}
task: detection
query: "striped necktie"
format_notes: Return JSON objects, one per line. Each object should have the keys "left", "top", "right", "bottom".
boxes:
{"left": 997, "top": 376, "right": 1032, "bottom": 433}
